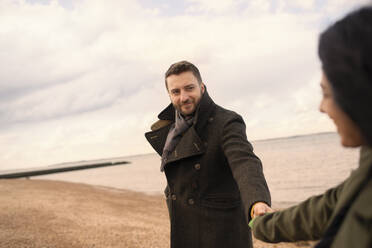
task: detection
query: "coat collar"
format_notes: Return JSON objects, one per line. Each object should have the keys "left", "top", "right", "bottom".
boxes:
{"left": 158, "top": 103, "right": 175, "bottom": 121}
{"left": 359, "top": 145, "right": 372, "bottom": 170}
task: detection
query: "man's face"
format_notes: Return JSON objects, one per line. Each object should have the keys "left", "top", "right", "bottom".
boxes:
{"left": 166, "top": 71, "right": 205, "bottom": 116}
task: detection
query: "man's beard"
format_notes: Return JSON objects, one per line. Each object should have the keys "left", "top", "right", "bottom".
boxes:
{"left": 174, "top": 101, "right": 194, "bottom": 116}
{"left": 173, "top": 90, "right": 203, "bottom": 116}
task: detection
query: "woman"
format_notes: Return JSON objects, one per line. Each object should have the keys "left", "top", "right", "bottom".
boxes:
{"left": 250, "top": 6, "right": 372, "bottom": 248}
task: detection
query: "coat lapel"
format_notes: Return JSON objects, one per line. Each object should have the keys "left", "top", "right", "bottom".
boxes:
{"left": 145, "top": 103, "right": 175, "bottom": 156}
{"left": 165, "top": 126, "right": 206, "bottom": 164}
{"left": 145, "top": 124, "right": 172, "bottom": 156}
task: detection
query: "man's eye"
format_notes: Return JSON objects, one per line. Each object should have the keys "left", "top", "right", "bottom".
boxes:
{"left": 186, "top": 86, "right": 194, "bottom": 90}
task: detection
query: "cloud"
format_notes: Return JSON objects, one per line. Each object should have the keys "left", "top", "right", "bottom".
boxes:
{"left": 0, "top": 0, "right": 368, "bottom": 169}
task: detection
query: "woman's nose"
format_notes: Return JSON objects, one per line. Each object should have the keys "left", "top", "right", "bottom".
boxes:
{"left": 319, "top": 100, "right": 325, "bottom": 113}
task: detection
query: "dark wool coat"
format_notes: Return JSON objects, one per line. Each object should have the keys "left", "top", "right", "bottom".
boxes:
{"left": 252, "top": 146, "right": 372, "bottom": 248}
{"left": 145, "top": 91, "right": 271, "bottom": 248}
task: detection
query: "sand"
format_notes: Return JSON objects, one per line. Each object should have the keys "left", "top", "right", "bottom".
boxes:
{"left": 0, "top": 179, "right": 315, "bottom": 248}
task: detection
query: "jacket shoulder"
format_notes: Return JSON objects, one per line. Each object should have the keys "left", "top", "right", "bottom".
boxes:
{"left": 214, "top": 105, "right": 244, "bottom": 123}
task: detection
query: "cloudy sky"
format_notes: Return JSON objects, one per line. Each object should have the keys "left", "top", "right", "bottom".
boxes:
{"left": 0, "top": 0, "right": 370, "bottom": 169}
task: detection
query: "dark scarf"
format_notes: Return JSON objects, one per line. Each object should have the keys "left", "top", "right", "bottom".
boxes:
{"left": 160, "top": 110, "right": 194, "bottom": 172}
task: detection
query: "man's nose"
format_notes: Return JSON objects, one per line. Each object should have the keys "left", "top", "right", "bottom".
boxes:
{"left": 180, "top": 91, "right": 189, "bottom": 102}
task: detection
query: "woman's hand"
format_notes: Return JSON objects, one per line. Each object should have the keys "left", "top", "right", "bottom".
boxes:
{"left": 252, "top": 202, "right": 274, "bottom": 218}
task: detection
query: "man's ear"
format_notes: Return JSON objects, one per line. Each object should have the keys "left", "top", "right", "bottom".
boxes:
{"left": 201, "top": 83, "right": 205, "bottom": 93}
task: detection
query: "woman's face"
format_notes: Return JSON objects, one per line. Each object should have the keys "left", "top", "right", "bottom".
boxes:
{"left": 319, "top": 73, "right": 365, "bottom": 147}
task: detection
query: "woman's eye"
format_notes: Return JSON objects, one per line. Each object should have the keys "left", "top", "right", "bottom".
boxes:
{"left": 321, "top": 90, "right": 330, "bottom": 98}
{"left": 323, "top": 92, "right": 331, "bottom": 98}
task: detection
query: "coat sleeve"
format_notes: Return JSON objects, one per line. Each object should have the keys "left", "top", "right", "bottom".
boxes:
{"left": 252, "top": 181, "right": 346, "bottom": 243}
{"left": 221, "top": 114, "right": 271, "bottom": 224}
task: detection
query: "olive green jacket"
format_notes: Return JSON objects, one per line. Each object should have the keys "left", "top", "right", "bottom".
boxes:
{"left": 252, "top": 146, "right": 372, "bottom": 247}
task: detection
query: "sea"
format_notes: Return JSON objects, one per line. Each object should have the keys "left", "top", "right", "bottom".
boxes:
{"left": 32, "top": 132, "right": 360, "bottom": 208}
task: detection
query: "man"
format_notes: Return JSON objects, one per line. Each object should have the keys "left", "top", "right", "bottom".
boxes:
{"left": 145, "top": 61, "right": 271, "bottom": 248}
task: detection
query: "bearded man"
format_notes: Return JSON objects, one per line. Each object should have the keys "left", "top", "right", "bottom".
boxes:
{"left": 145, "top": 60, "right": 271, "bottom": 248}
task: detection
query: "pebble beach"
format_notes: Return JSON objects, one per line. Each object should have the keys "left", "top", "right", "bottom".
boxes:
{"left": 2, "top": 133, "right": 356, "bottom": 248}
{"left": 0, "top": 179, "right": 315, "bottom": 248}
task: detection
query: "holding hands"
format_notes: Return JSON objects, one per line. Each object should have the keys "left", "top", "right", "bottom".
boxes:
{"left": 251, "top": 202, "right": 274, "bottom": 218}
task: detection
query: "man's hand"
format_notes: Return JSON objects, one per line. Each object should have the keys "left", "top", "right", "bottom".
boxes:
{"left": 251, "top": 202, "right": 274, "bottom": 218}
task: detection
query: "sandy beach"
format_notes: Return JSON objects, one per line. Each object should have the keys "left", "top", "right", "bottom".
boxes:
{"left": 0, "top": 179, "right": 315, "bottom": 248}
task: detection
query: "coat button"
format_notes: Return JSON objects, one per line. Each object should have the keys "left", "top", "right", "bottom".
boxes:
{"left": 171, "top": 194, "right": 177, "bottom": 201}
{"left": 188, "top": 198, "right": 195, "bottom": 205}
{"left": 194, "top": 163, "right": 201, "bottom": 170}
{"left": 208, "top": 117, "right": 214, "bottom": 123}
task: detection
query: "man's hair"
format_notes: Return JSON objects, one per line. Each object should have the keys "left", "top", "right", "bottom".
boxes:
{"left": 318, "top": 5, "right": 372, "bottom": 145}
{"left": 165, "top": 61, "right": 203, "bottom": 90}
